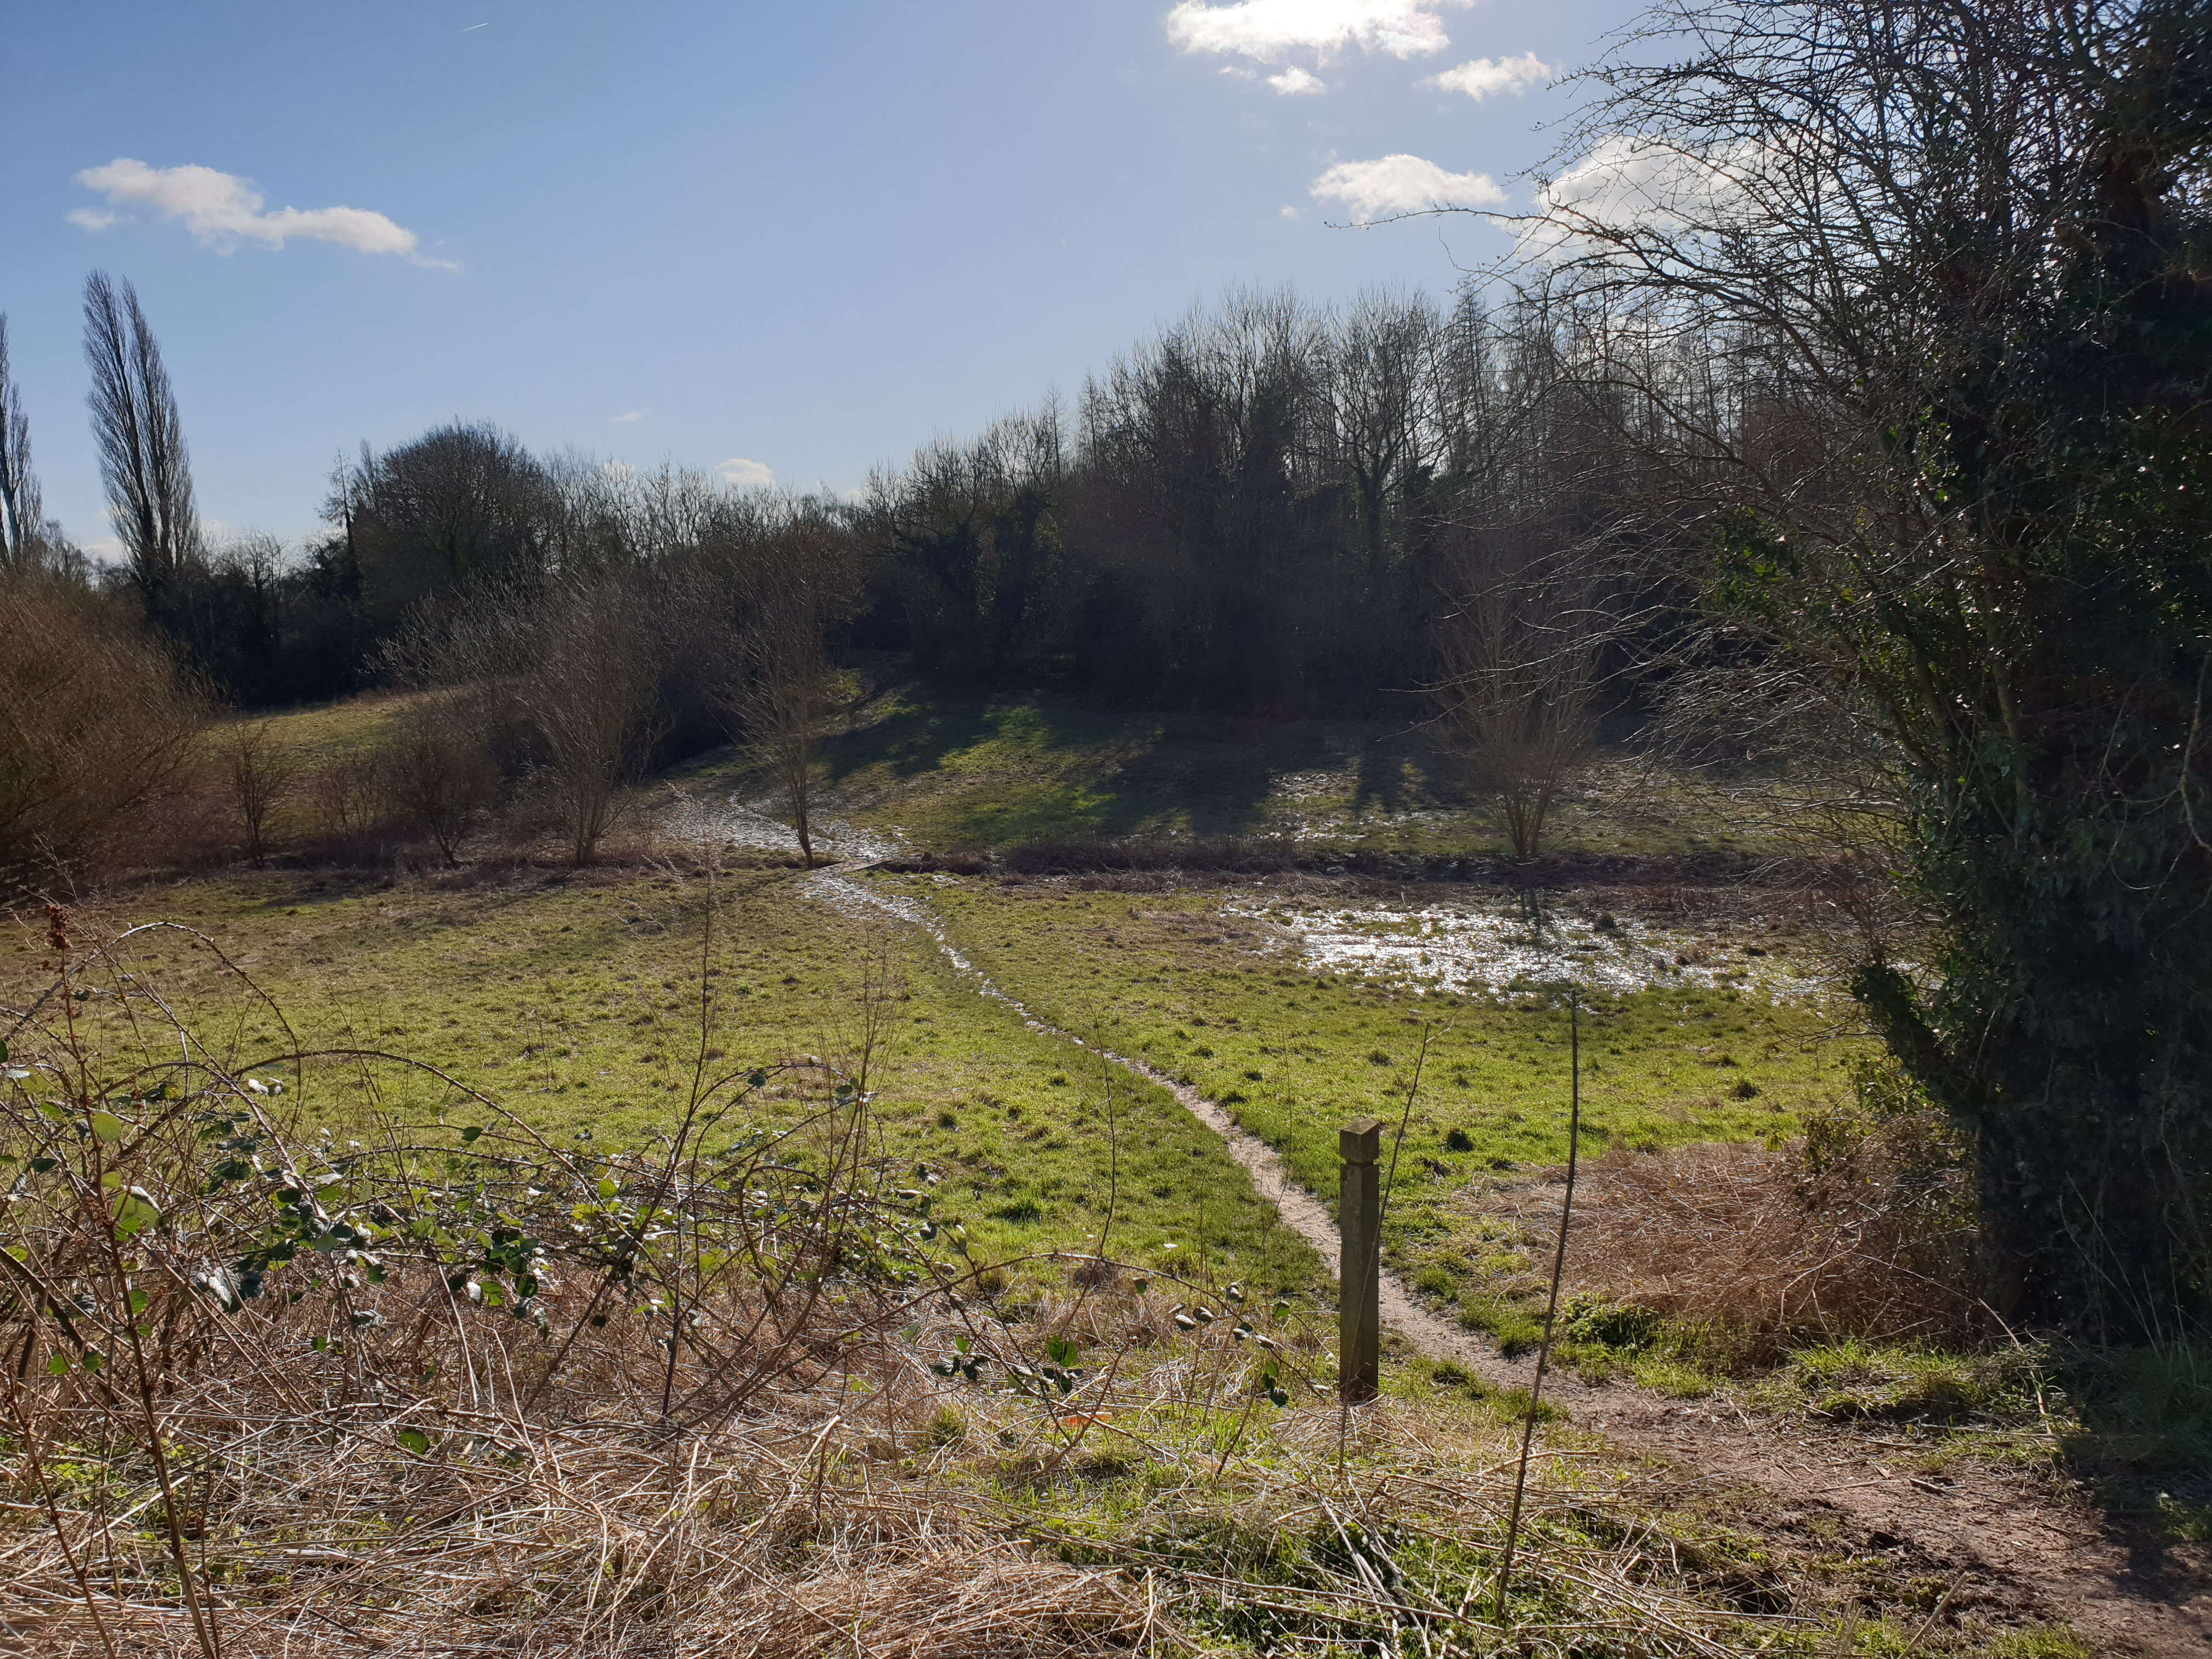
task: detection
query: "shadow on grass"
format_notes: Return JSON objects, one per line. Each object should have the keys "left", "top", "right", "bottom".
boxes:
{"left": 2062, "top": 1340, "right": 2212, "bottom": 1475}
{"left": 819, "top": 696, "right": 1321, "bottom": 845}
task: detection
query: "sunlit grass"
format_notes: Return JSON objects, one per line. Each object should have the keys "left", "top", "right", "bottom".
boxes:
{"left": 5, "top": 866, "right": 1321, "bottom": 1295}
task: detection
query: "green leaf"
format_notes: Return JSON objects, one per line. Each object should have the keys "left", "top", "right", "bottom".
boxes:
{"left": 46, "top": 1352, "right": 67, "bottom": 1376}
{"left": 29, "top": 1158, "right": 58, "bottom": 1174}
{"left": 396, "top": 1427, "right": 431, "bottom": 1457}
{"left": 460, "top": 1126, "right": 483, "bottom": 1143}
{"left": 88, "top": 1111, "right": 125, "bottom": 1143}
{"left": 112, "top": 1188, "right": 161, "bottom": 1239}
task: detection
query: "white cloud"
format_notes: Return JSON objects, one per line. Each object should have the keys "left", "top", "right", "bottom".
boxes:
{"left": 1165, "top": 0, "right": 1470, "bottom": 64}
{"left": 66, "top": 207, "right": 120, "bottom": 230}
{"left": 1280, "top": 204, "right": 1303, "bottom": 219}
{"left": 715, "top": 457, "right": 775, "bottom": 489}
{"left": 71, "top": 159, "right": 454, "bottom": 267}
{"left": 1309, "top": 153, "right": 1506, "bottom": 220}
{"left": 1519, "top": 134, "right": 1756, "bottom": 261}
{"left": 1268, "top": 66, "right": 1327, "bottom": 94}
{"left": 1430, "top": 51, "right": 1553, "bottom": 100}
{"left": 609, "top": 410, "right": 644, "bottom": 424}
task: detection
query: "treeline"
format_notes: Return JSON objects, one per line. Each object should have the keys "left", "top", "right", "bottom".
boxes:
{"left": 9, "top": 276, "right": 1634, "bottom": 721}
{"left": 2, "top": 280, "right": 867, "bottom": 884}
{"left": 860, "top": 286, "right": 1639, "bottom": 711}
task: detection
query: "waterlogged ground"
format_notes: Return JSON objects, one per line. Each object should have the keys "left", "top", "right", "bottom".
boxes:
{"left": 1229, "top": 894, "right": 1831, "bottom": 1005}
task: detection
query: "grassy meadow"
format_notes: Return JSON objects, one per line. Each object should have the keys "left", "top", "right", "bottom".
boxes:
{"left": 12, "top": 685, "right": 2202, "bottom": 1655}
{"left": 9, "top": 865, "right": 1322, "bottom": 1296}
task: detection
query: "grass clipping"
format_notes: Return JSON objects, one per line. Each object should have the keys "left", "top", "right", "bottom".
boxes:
{"left": 2, "top": 915, "right": 1805, "bottom": 1656}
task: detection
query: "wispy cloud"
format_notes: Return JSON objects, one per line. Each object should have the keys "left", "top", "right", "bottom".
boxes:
{"left": 1310, "top": 153, "right": 1506, "bottom": 220}
{"left": 1430, "top": 52, "right": 1553, "bottom": 100}
{"left": 715, "top": 457, "right": 775, "bottom": 489}
{"left": 609, "top": 410, "right": 644, "bottom": 424}
{"left": 71, "top": 159, "right": 455, "bottom": 268}
{"left": 1268, "top": 66, "right": 1327, "bottom": 94}
{"left": 1165, "top": 0, "right": 1470, "bottom": 64}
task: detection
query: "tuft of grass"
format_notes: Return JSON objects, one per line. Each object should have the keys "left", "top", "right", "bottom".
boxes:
{"left": 1753, "top": 1340, "right": 2052, "bottom": 1426}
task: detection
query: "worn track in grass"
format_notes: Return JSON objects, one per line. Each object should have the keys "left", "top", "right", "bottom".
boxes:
{"left": 803, "top": 859, "right": 2212, "bottom": 1656}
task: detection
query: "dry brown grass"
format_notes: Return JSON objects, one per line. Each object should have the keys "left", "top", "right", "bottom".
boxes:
{"left": 1555, "top": 1122, "right": 1984, "bottom": 1353}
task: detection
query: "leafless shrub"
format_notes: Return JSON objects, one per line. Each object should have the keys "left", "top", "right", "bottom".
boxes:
{"left": 219, "top": 719, "right": 294, "bottom": 866}
{"left": 0, "top": 571, "right": 206, "bottom": 894}
{"left": 1432, "top": 531, "right": 1602, "bottom": 857}
{"left": 303, "top": 748, "right": 394, "bottom": 842}
{"left": 377, "top": 699, "right": 496, "bottom": 863}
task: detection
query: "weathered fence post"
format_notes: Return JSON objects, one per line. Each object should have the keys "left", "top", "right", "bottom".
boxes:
{"left": 1339, "top": 1118, "right": 1382, "bottom": 1404}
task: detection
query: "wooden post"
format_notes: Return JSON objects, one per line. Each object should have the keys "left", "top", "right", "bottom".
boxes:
{"left": 1339, "top": 1118, "right": 1382, "bottom": 1404}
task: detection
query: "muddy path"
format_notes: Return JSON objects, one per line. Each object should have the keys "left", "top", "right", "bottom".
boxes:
{"left": 803, "top": 862, "right": 2211, "bottom": 1655}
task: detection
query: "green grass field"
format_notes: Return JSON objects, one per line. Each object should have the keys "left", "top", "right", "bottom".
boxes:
{"left": 11, "top": 867, "right": 1321, "bottom": 1296}
{"left": 35, "top": 681, "right": 1872, "bottom": 1337}
{"left": 898, "top": 875, "right": 1863, "bottom": 1320}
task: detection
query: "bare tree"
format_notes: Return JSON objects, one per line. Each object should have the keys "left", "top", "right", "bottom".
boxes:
{"left": 83, "top": 271, "right": 201, "bottom": 605}
{"left": 222, "top": 720, "right": 294, "bottom": 866}
{"left": 730, "top": 584, "right": 832, "bottom": 866}
{"left": 380, "top": 700, "right": 495, "bottom": 864}
{"left": 1470, "top": 0, "right": 2212, "bottom": 1327}
{"left": 512, "top": 574, "right": 668, "bottom": 864}
{"left": 0, "top": 314, "right": 43, "bottom": 572}
{"left": 1432, "top": 534, "right": 1601, "bottom": 857}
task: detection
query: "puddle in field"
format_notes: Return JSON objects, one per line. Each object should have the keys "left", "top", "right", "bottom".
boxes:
{"left": 1227, "top": 900, "right": 1825, "bottom": 1003}
{"left": 658, "top": 794, "right": 909, "bottom": 864}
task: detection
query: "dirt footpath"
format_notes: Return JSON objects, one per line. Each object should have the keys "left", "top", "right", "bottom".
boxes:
{"left": 1139, "top": 1055, "right": 2212, "bottom": 1657}
{"left": 820, "top": 866, "right": 2212, "bottom": 1654}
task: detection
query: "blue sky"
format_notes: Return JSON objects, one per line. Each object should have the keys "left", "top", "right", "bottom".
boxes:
{"left": 3, "top": 1, "right": 1636, "bottom": 555}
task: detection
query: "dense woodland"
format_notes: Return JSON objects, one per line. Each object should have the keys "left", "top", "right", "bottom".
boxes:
{"left": 4, "top": 0, "right": 2208, "bottom": 1335}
